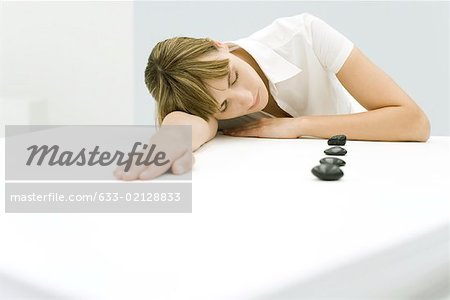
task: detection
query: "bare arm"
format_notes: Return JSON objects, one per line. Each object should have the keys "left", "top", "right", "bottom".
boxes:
{"left": 161, "top": 111, "right": 218, "bottom": 151}
{"left": 299, "top": 47, "right": 431, "bottom": 142}
{"left": 114, "top": 111, "right": 217, "bottom": 180}
{"left": 222, "top": 47, "right": 430, "bottom": 142}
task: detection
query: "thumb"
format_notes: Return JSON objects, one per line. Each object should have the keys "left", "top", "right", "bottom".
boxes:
{"left": 171, "top": 151, "right": 195, "bottom": 175}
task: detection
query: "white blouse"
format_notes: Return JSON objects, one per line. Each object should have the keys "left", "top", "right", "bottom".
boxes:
{"left": 218, "top": 13, "right": 367, "bottom": 131}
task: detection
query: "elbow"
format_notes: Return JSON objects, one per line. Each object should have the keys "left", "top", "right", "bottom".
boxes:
{"left": 420, "top": 115, "right": 431, "bottom": 142}
{"left": 409, "top": 107, "right": 431, "bottom": 142}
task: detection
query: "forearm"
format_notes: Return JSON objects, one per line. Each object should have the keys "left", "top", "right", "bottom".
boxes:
{"left": 297, "top": 106, "right": 430, "bottom": 142}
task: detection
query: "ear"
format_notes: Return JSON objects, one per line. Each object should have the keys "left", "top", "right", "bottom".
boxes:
{"left": 213, "top": 40, "right": 229, "bottom": 51}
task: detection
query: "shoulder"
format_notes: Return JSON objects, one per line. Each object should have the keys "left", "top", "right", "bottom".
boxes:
{"left": 247, "top": 13, "right": 330, "bottom": 47}
{"left": 263, "top": 13, "right": 323, "bottom": 33}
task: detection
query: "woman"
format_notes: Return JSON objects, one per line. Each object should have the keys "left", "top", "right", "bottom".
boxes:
{"left": 116, "top": 13, "right": 430, "bottom": 180}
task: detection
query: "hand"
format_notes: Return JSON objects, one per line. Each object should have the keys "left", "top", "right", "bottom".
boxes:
{"left": 114, "top": 127, "right": 194, "bottom": 181}
{"left": 222, "top": 117, "right": 301, "bottom": 139}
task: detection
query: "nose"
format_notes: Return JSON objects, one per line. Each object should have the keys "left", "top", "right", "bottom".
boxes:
{"left": 234, "top": 89, "right": 254, "bottom": 108}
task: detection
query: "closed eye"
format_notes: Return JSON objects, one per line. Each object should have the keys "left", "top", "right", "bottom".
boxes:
{"left": 220, "top": 71, "right": 239, "bottom": 112}
{"left": 220, "top": 100, "right": 228, "bottom": 112}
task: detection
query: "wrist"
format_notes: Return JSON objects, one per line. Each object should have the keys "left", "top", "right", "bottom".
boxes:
{"left": 294, "top": 116, "right": 308, "bottom": 138}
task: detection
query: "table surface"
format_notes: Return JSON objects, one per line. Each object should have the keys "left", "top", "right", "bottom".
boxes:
{"left": 0, "top": 135, "right": 449, "bottom": 299}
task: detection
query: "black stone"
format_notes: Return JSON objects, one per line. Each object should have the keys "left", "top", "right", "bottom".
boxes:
{"left": 311, "top": 164, "right": 344, "bottom": 181}
{"left": 320, "top": 157, "right": 346, "bottom": 167}
{"left": 328, "top": 134, "right": 347, "bottom": 146}
{"left": 324, "top": 146, "right": 347, "bottom": 156}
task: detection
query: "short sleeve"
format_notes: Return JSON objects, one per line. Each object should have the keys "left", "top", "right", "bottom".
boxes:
{"left": 306, "top": 13, "right": 354, "bottom": 74}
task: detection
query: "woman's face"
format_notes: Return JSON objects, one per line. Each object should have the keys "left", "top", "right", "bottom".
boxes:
{"left": 201, "top": 42, "right": 269, "bottom": 120}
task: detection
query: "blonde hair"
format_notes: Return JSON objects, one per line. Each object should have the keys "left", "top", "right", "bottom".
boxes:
{"left": 145, "top": 37, "right": 237, "bottom": 125}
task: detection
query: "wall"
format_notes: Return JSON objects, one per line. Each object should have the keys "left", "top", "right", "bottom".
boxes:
{"left": 0, "top": 1, "right": 134, "bottom": 126}
{"left": 134, "top": 1, "right": 449, "bottom": 135}
{"left": 1, "top": 1, "right": 448, "bottom": 135}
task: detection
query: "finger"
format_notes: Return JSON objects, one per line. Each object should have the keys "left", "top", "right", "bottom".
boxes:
{"left": 138, "top": 163, "right": 173, "bottom": 180}
{"left": 227, "top": 128, "right": 261, "bottom": 137}
{"left": 224, "top": 122, "right": 265, "bottom": 134}
{"left": 122, "top": 144, "right": 170, "bottom": 180}
{"left": 170, "top": 150, "right": 194, "bottom": 175}
{"left": 121, "top": 156, "right": 147, "bottom": 180}
{"left": 225, "top": 125, "right": 254, "bottom": 132}
{"left": 139, "top": 149, "right": 191, "bottom": 180}
{"left": 113, "top": 167, "right": 123, "bottom": 179}
{"left": 122, "top": 163, "right": 147, "bottom": 181}
{"left": 137, "top": 152, "right": 176, "bottom": 180}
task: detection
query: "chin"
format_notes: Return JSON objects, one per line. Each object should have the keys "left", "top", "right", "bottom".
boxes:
{"left": 260, "top": 96, "right": 268, "bottom": 110}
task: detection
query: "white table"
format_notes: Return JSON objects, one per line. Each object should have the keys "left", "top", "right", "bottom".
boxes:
{"left": 0, "top": 134, "right": 449, "bottom": 299}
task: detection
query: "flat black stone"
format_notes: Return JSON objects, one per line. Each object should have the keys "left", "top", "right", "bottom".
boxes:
{"left": 320, "top": 157, "right": 346, "bottom": 167}
{"left": 328, "top": 135, "right": 347, "bottom": 146}
{"left": 311, "top": 164, "right": 344, "bottom": 181}
{"left": 324, "top": 146, "right": 347, "bottom": 156}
